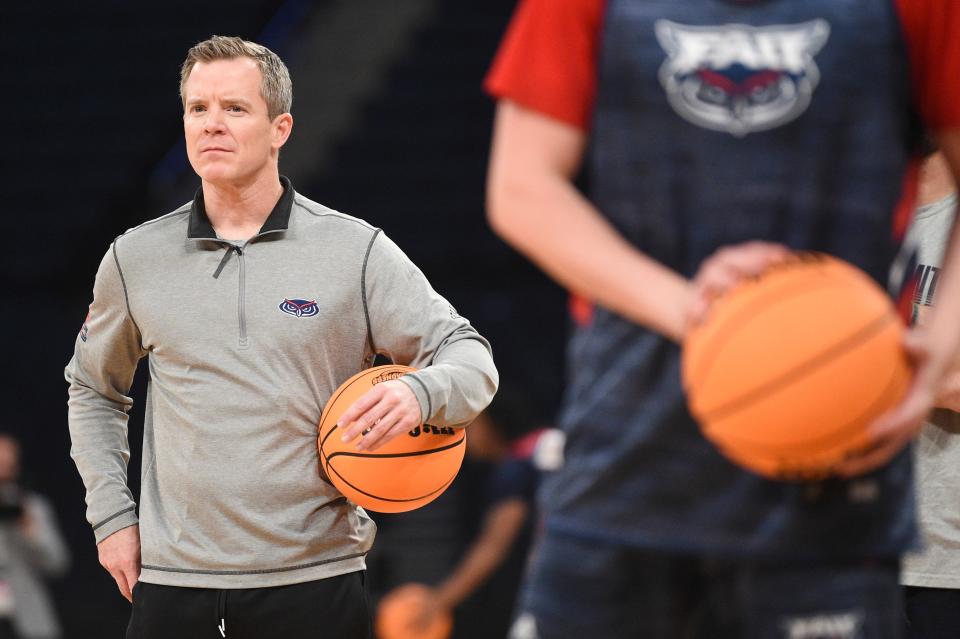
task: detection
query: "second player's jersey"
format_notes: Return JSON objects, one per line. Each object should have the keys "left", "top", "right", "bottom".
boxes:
{"left": 488, "top": 0, "right": 960, "bottom": 557}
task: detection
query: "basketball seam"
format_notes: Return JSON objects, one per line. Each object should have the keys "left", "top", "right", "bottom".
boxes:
{"left": 700, "top": 311, "right": 898, "bottom": 422}
{"left": 326, "top": 464, "right": 457, "bottom": 503}
{"left": 709, "top": 351, "right": 906, "bottom": 454}
{"left": 687, "top": 274, "right": 839, "bottom": 392}
{"left": 325, "top": 436, "right": 464, "bottom": 461}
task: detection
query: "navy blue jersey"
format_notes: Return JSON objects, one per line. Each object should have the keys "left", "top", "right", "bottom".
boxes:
{"left": 483, "top": 0, "right": 960, "bottom": 559}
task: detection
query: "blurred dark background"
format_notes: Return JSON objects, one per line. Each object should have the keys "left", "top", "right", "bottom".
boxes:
{"left": 3, "top": 1, "right": 567, "bottom": 635}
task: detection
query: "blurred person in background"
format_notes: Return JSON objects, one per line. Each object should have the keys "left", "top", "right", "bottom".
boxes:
{"left": 485, "top": 1, "right": 960, "bottom": 637}
{"left": 65, "top": 35, "right": 496, "bottom": 638}
{"left": 0, "top": 434, "right": 69, "bottom": 639}
{"left": 900, "top": 149, "right": 960, "bottom": 638}
{"left": 401, "top": 389, "right": 561, "bottom": 639}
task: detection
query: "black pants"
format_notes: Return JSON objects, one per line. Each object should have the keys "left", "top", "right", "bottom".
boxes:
{"left": 903, "top": 586, "right": 960, "bottom": 639}
{"left": 0, "top": 619, "right": 18, "bottom": 639}
{"left": 126, "top": 571, "right": 370, "bottom": 639}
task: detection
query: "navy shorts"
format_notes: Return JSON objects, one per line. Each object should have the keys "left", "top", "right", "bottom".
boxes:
{"left": 513, "top": 532, "right": 901, "bottom": 639}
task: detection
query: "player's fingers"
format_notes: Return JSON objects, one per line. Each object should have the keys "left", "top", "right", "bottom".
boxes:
{"left": 834, "top": 402, "right": 925, "bottom": 478}
{"left": 834, "top": 431, "right": 912, "bottom": 478}
{"left": 689, "top": 244, "right": 790, "bottom": 326}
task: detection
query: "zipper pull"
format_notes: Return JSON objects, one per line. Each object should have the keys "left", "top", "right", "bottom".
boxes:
{"left": 219, "top": 618, "right": 226, "bottom": 637}
{"left": 213, "top": 248, "right": 233, "bottom": 279}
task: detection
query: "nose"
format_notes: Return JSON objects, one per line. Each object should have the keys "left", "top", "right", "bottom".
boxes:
{"left": 202, "top": 107, "right": 227, "bottom": 135}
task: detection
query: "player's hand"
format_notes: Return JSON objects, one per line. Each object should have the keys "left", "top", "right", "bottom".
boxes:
{"left": 686, "top": 241, "right": 791, "bottom": 330}
{"left": 408, "top": 589, "right": 447, "bottom": 634}
{"left": 97, "top": 524, "right": 141, "bottom": 602}
{"left": 337, "top": 380, "right": 423, "bottom": 452}
{"left": 834, "top": 327, "right": 934, "bottom": 477}
{"left": 911, "top": 305, "right": 960, "bottom": 411}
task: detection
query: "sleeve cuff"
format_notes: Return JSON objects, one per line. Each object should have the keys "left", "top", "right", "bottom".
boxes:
{"left": 399, "top": 373, "right": 433, "bottom": 424}
{"left": 92, "top": 507, "right": 138, "bottom": 544}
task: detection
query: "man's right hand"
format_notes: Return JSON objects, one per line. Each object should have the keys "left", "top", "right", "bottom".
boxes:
{"left": 97, "top": 524, "right": 141, "bottom": 602}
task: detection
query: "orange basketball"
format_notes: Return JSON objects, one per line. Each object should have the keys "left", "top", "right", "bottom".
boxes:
{"left": 318, "top": 365, "right": 465, "bottom": 512}
{"left": 682, "top": 253, "right": 912, "bottom": 480}
{"left": 375, "top": 583, "right": 453, "bottom": 639}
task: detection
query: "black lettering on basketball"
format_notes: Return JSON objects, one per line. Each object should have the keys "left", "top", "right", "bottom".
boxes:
{"left": 372, "top": 371, "right": 405, "bottom": 385}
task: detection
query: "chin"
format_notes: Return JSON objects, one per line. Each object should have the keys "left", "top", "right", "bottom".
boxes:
{"left": 197, "top": 166, "right": 240, "bottom": 185}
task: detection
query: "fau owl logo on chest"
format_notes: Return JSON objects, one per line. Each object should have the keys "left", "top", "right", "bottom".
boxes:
{"left": 279, "top": 298, "right": 319, "bottom": 317}
{"left": 655, "top": 19, "right": 830, "bottom": 137}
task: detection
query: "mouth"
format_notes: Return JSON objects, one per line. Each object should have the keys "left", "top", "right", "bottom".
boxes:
{"left": 201, "top": 148, "right": 231, "bottom": 154}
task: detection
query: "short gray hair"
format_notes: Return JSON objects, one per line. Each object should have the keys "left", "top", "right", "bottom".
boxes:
{"left": 180, "top": 36, "right": 292, "bottom": 120}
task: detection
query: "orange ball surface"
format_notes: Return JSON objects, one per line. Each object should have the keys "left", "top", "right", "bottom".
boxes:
{"left": 375, "top": 583, "right": 453, "bottom": 639}
{"left": 682, "top": 253, "right": 911, "bottom": 480}
{"left": 318, "top": 365, "right": 465, "bottom": 512}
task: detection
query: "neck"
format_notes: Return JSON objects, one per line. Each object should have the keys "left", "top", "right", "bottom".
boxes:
{"left": 917, "top": 152, "right": 957, "bottom": 207}
{"left": 202, "top": 170, "right": 284, "bottom": 241}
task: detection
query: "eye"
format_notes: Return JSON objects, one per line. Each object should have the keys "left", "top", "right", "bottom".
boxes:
{"left": 189, "top": 104, "right": 206, "bottom": 113}
{"left": 227, "top": 105, "right": 246, "bottom": 113}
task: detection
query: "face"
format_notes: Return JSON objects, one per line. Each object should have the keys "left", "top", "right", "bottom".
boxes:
{"left": 183, "top": 57, "right": 292, "bottom": 186}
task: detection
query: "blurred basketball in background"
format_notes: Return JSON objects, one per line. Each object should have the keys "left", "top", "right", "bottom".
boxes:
{"left": 682, "top": 253, "right": 912, "bottom": 480}
{"left": 376, "top": 583, "right": 453, "bottom": 639}
{"left": 318, "top": 365, "right": 466, "bottom": 512}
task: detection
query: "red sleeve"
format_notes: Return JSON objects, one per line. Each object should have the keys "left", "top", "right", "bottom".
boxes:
{"left": 895, "top": 0, "right": 960, "bottom": 130}
{"left": 484, "top": 0, "right": 605, "bottom": 131}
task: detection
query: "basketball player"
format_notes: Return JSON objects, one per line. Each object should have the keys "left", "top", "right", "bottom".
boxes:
{"left": 485, "top": 2, "right": 960, "bottom": 637}
{"left": 65, "top": 36, "right": 497, "bottom": 638}
{"left": 900, "top": 151, "right": 960, "bottom": 638}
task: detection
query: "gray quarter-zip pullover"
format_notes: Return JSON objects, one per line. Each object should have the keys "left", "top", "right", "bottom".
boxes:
{"left": 65, "top": 178, "right": 498, "bottom": 588}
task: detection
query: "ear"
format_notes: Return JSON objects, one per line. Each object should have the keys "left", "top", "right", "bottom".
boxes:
{"left": 272, "top": 113, "right": 293, "bottom": 150}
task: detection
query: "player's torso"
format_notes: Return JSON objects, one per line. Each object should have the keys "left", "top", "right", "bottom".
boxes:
{"left": 591, "top": 0, "right": 914, "bottom": 282}
{"left": 550, "top": 0, "right": 918, "bottom": 555}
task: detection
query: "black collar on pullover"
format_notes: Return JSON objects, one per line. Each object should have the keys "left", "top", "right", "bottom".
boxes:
{"left": 187, "top": 176, "right": 294, "bottom": 240}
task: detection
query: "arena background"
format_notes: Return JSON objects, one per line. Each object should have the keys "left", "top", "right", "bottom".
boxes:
{"left": 4, "top": 1, "right": 567, "bottom": 635}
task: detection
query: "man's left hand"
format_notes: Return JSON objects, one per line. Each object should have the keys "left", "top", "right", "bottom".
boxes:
{"left": 337, "top": 380, "right": 423, "bottom": 451}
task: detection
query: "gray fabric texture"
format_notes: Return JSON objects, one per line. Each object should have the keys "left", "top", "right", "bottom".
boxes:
{"left": 900, "top": 193, "right": 960, "bottom": 589}
{"left": 65, "top": 187, "right": 498, "bottom": 588}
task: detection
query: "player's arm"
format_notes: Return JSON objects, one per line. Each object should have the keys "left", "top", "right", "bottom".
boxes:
{"left": 487, "top": 100, "right": 690, "bottom": 341}
{"left": 435, "top": 498, "right": 528, "bottom": 609}
{"left": 837, "top": 129, "right": 960, "bottom": 476}
{"left": 487, "top": 100, "right": 788, "bottom": 341}
{"left": 64, "top": 243, "right": 145, "bottom": 601}
{"left": 933, "top": 371, "right": 960, "bottom": 412}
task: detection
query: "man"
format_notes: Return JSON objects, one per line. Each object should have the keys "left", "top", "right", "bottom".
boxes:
{"left": 65, "top": 36, "right": 497, "bottom": 638}
{"left": 485, "top": 2, "right": 960, "bottom": 638}
{"left": 900, "top": 150, "right": 960, "bottom": 638}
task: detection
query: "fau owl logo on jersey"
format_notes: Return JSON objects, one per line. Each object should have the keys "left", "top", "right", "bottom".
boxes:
{"left": 655, "top": 19, "right": 830, "bottom": 137}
